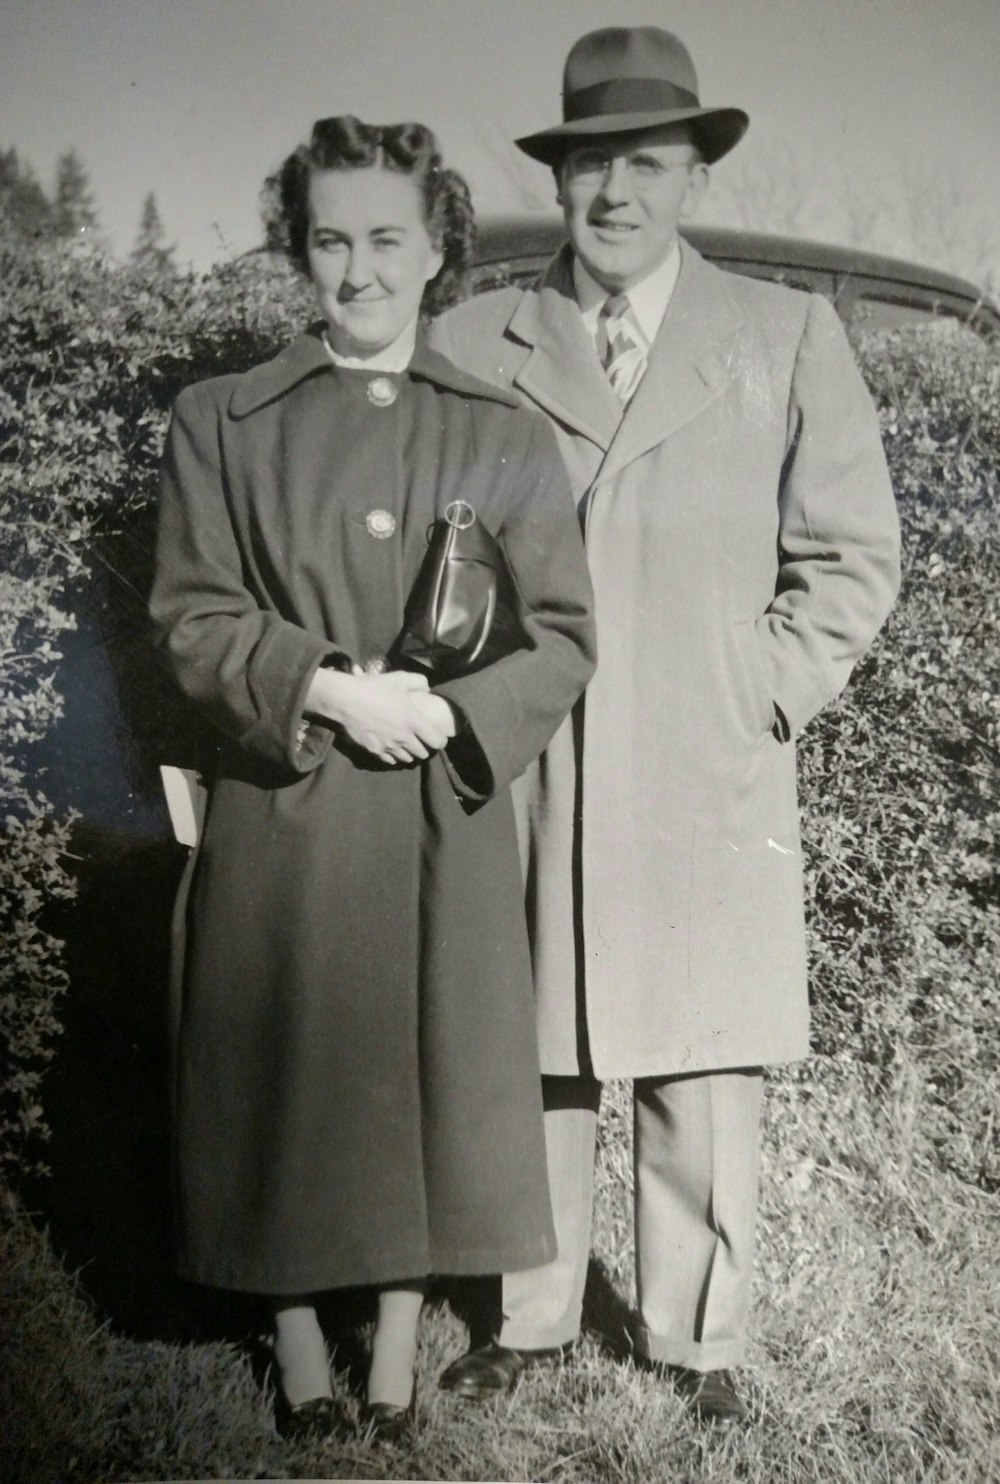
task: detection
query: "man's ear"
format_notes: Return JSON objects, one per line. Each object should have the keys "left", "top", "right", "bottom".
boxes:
{"left": 680, "top": 162, "right": 710, "bottom": 221}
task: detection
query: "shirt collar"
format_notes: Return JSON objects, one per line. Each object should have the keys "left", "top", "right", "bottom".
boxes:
{"left": 321, "top": 314, "right": 419, "bottom": 372}
{"left": 573, "top": 240, "right": 682, "bottom": 345}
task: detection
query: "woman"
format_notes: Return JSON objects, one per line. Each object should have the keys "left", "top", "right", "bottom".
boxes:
{"left": 150, "top": 116, "right": 595, "bottom": 1442}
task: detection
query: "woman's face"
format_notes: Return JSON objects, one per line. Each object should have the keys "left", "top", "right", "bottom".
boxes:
{"left": 306, "top": 165, "right": 444, "bottom": 356}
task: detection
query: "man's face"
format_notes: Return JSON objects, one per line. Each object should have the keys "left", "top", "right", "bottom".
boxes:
{"left": 557, "top": 125, "right": 708, "bottom": 292}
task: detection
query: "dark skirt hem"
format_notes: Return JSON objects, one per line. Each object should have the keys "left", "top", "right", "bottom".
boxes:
{"left": 176, "top": 1233, "right": 557, "bottom": 1296}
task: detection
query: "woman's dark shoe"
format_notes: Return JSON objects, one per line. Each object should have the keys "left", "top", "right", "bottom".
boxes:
{"left": 360, "top": 1382, "right": 417, "bottom": 1444}
{"left": 274, "top": 1392, "right": 336, "bottom": 1441}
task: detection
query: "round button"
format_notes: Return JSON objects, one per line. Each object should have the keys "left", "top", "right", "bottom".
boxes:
{"left": 365, "top": 508, "right": 396, "bottom": 539}
{"left": 363, "top": 656, "right": 389, "bottom": 675}
{"left": 367, "top": 375, "right": 398, "bottom": 408}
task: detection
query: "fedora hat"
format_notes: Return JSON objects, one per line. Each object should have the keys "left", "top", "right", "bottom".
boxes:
{"left": 515, "top": 27, "right": 748, "bottom": 166}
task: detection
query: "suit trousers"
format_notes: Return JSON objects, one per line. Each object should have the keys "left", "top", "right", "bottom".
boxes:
{"left": 498, "top": 1069, "right": 764, "bottom": 1371}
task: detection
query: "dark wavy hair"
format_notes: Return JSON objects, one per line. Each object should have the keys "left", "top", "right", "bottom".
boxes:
{"left": 263, "top": 116, "right": 475, "bottom": 319}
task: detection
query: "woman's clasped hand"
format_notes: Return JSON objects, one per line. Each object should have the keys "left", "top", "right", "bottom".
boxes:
{"left": 307, "top": 665, "right": 456, "bottom": 765}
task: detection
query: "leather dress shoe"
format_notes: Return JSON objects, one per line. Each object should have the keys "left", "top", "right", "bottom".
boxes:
{"left": 668, "top": 1367, "right": 747, "bottom": 1425}
{"left": 274, "top": 1393, "right": 336, "bottom": 1441}
{"left": 438, "top": 1340, "right": 565, "bottom": 1401}
{"left": 360, "top": 1382, "right": 417, "bottom": 1444}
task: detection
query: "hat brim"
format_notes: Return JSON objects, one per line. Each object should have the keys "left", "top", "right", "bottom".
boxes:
{"left": 515, "top": 106, "right": 748, "bottom": 166}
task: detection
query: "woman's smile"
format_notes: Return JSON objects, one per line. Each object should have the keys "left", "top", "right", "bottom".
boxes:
{"left": 307, "top": 166, "right": 443, "bottom": 357}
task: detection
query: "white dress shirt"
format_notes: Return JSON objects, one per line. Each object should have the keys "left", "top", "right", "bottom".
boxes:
{"left": 573, "top": 241, "right": 682, "bottom": 352}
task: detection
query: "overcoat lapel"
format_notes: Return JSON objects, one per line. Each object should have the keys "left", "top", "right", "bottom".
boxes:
{"left": 597, "top": 243, "right": 744, "bottom": 484}
{"left": 507, "top": 249, "right": 622, "bottom": 451}
{"left": 227, "top": 325, "right": 521, "bottom": 419}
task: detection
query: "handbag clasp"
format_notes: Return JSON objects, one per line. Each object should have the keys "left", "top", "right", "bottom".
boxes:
{"left": 444, "top": 499, "right": 477, "bottom": 531}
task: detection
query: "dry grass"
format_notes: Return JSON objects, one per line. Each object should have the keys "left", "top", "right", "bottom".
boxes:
{"left": 3, "top": 1055, "right": 997, "bottom": 1484}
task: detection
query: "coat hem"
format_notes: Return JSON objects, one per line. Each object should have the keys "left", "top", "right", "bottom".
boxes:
{"left": 176, "top": 1235, "right": 556, "bottom": 1295}
{"left": 539, "top": 1044, "right": 812, "bottom": 1080}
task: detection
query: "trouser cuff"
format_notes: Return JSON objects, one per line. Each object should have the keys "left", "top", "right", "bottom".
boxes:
{"left": 498, "top": 1320, "right": 580, "bottom": 1352}
{"left": 633, "top": 1325, "right": 747, "bottom": 1371}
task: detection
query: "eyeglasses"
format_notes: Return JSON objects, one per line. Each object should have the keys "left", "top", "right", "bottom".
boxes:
{"left": 563, "top": 147, "right": 697, "bottom": 189}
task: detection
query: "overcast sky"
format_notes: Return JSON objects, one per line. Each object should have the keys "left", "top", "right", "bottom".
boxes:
{"left": 4, "top": 0, "right": 999, "bottom": 273}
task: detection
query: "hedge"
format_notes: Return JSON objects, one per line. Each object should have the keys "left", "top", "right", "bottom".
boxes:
{"left": 0, "top": 239, "right": 997, "bottom": 1189}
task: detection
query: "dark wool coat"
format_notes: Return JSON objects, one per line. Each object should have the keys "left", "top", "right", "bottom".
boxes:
{"left": 150, "top": 330, "right": 596, "bottom": 1294}
{"left": 432, "top": 244, "right": 901, "bottom": 1078}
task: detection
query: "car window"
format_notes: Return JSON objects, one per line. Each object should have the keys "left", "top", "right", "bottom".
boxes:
{"left": 844, "top": 286, "right": 984, "bottom": 334}
{"left": 470, "top": 260, "right": 544, "bottom": 294}
{"left": 467, "top": 226, "right": 999, "bottom": 340}
{"left": 849, "top": 298, "right": 948, "bottom": 331}
{"left": 470, "top": 254, "right": 833, "bottom": 300}
{"left": 708, "top": 259, "right": 833, "bottom": 299}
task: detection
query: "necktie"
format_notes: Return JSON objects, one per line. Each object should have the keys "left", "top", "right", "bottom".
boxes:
{"left": 596, "top": 294, "right": 647, "bottom": 404}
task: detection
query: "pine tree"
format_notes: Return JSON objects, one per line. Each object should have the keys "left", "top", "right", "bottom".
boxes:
{"left": 130, "top": 191, "right": 176, "bottom": 273}
{"left": 52, "top": 149, "right": 101, "bottom": 242}
{"left": 0, "top": 147, "right": 55, "bottom": 242}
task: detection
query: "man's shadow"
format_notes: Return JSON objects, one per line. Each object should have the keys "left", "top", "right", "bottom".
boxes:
{"left": 21, "top": 496, "right": 238, "bottom": 1344}
{"left": 25, "top": 815, "right": 235, "bottom": 1343}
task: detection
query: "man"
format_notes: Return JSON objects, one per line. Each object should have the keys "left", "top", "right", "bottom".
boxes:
{"left": 431, "top": 26, "right": 899, "bottom": 1424}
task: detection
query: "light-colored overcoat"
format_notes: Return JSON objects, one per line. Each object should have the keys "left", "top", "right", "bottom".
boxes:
{"left": 432, "top": 243, "right": 900, "bottom": 1078}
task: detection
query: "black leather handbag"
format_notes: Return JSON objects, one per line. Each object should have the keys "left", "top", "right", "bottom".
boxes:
{"left": 390, "top": 500, "right": 526, "bottom": 679}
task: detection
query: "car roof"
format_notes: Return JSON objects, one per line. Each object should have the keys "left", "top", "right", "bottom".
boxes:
{"left": 472, "top": 215, "right": 1000, "bottom": 338}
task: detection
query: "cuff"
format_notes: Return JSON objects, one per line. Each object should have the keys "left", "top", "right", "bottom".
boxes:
{"left": 440, "top": 705, "right": 495, "bottom": 803}
{"left": 244, "top": 623, "right": 351, "bottom": 773}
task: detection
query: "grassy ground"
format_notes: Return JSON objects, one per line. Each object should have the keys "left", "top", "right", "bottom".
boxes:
{"left": 3, "top": 1055, "right": 997, "bottom": 1484}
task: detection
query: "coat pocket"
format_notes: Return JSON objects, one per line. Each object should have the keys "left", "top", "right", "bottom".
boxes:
{"left": 732, "top": 619, "right": 775, "bottom": 741}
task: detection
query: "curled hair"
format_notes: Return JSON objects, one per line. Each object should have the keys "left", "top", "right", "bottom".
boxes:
{"left": 262, "top": 115, "right": 475, "bottom": 319}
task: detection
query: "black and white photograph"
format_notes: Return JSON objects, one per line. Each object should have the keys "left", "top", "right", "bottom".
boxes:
{"left": 2, "top": 3, "right": 997, "bottom": 1481}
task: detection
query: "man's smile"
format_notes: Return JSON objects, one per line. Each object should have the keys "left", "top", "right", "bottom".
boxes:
{"left": 590, "top": 218, "right": 639, "bottom": 237}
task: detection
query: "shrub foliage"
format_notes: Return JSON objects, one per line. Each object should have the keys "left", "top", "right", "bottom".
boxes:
{"left": 802, "top": 322, "right": 998, "bottom": 1189}
{"left": 0, "top": 241, "right": 997, "bottom": 1192}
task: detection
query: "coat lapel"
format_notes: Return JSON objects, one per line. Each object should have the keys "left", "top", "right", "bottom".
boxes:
{"left": 507, "top": 249, "right": 622, "bottom": 451}
{"left": 228, "top": 327, "right": 332, "bottom": 417}
{"left": 597, "top": 243, "right": 744, "bottom": 484}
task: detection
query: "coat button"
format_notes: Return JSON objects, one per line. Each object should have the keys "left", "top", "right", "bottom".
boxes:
{"left": 367, "top": 375, "right": 398, "bottom": 407}
{"left": 365, "top": 508, "right": 396, "bottom": 539}
{"left": 363, "top": 656, "right": 389, "bottom": 675}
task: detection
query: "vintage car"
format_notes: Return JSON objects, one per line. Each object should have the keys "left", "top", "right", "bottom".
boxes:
{"left": 470, "top": 215, "right": 1000, "bottom": 339}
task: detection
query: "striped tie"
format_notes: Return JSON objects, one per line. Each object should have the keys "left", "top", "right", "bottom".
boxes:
{"left": 596, "top": 294, "right": 647, "bottom": 404}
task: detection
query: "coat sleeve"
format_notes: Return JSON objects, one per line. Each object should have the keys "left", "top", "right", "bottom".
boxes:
{"left": 434, "top": 412, "right": 597, "bottom": 800}
{"left": 150, "top": 382, "right": 352, "bottom": 774}
{"left": 756, "top": 293, "right": 901, "bottom": 738}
